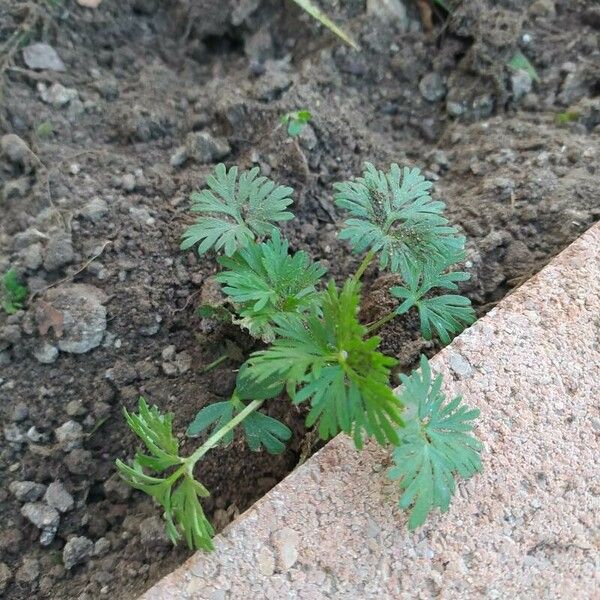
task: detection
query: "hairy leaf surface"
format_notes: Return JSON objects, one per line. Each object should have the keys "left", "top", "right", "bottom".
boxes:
{"left": 216, "top": 231, "right": 325, "bottom": 341}
{"left": 334, "top": 163, "right": 465, "bottom": 274}
{"left": 181, "top": 164, "right": 294, "bottom": 256}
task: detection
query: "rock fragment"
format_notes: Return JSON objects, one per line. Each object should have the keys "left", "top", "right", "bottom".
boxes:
{"left": 38, "top": 82, "right": 78, "bottom": 107}
{"left": 43, "top": 284, "right": 107, "bottom": 354}
{"left": 271, "top": 527, "right": 299, "bottom": 571}
{"left": 1, "top": 134, "right": 31, "bottom": 166}
{"left": 21, "top": 503, "right": 60, "bottom": 545}
{"left": 63, "top": 536, "right": 94, "bottom": 569}
{"left": 185, "top": 132, "right": 230, "bottom": 164}
{"left": 44, "top": 481, "right": 74, "bottom": 513}
{"left": 43, "top": 232, "right": 74, "bottom": 271}
{"left": 419, "top": 73, "right": 446, "bottom": 102}
{"left": 9, "top": 481, "right": 47, "bottom": 502}
{"left": 22, "top": 43, "right": 66, "bottom": 71}
{"left": 55, "top": 420, "right": 84, "bottom": 450}
{"left": 33, "top": 341, "right": 59, "bottom": 364}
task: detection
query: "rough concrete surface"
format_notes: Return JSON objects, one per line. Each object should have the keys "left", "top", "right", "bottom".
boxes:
{"left": 142, "top": 223, "right": 600, "bottom": 600}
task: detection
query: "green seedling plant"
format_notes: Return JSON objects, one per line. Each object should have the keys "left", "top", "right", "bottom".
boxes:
{"left": 117, "top": 162, "right": 482, "bottom": 551}
{"left": 280, "top": 109, "right": 312, "bottom": 137}
{"left": 1, "top": 268, "right": 28, "bottom": 314}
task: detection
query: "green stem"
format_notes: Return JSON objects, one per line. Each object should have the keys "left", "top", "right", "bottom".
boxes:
{"left": 185, "top": 398, "right": 264, "bottom": 471}
{"left": 366, "top": 311, "right": 397, "bottom": 334}
{"left": 201, "top": 353, "right": 229, "bottom": 374}
{"left": 353, "top": 249, "right": 376, "bottom": 281}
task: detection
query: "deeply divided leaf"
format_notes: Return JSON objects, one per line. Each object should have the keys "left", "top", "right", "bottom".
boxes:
{"left": 388, "top": 356, "right": 482, "bottom": 529}
{"left": 334, "top": 163, "right": 466, "bottom": 274}
{"left": 246, "top": 278, "right": 403, "bottom": 448}
{"left": 117, "top": 397, "right": 214, "bottom": 551}
{"left": 390, "top": 259, "right": 475, "bottom": 344}
{"left": 181, "top": 163, "right": 294, "bottom": 256}
{"left": 216, "top": 231, "right": 326, "bottom": 341}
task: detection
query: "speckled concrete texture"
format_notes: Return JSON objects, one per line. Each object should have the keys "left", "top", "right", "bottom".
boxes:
{"left": 142, "top": 223, "right": 600, "bottom": 600}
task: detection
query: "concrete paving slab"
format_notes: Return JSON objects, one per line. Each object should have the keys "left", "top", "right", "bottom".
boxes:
{"left": 142, "top": 222, "right": 600, "bottom": 600}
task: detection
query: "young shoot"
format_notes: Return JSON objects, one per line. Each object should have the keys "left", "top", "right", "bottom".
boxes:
{"left": 1, "top": 268, "right": 28, "bottom": 315}
{"left": 280, "top": 109, "right": 312, "bottom": 138}
{"left": 117, "top": 162, "right": 482, "bottom": 550}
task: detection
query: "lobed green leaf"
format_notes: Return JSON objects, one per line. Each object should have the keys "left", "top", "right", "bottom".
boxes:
{"left": 334, "top": 163, "right": 466, "bottom": 275}
{"left": 216, "top": 231, "right": 325, "bottom": 341}
{"left": 388, "top": 356, "right": 482, "bottom": 529}
{"left": 246, "top": 279, "right": 403, "bottom": 448}
{"left": 181, "top": 164, "right": 294, "bottom": 257}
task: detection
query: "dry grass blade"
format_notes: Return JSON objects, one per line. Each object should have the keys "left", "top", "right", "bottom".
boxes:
{"left": 290, "top": 0, "right": 359, "bottom": 50}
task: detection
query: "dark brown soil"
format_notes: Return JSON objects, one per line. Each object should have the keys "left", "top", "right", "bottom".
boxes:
{"left": 0, "top": 0, "right": 598, "bottom": 598}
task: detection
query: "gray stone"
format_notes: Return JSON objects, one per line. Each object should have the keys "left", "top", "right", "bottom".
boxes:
{"left": 4, "top": 424, "right": 24, "bottom": 443}
{"left": 21, "top": 502, "right": 60, "bottom": 540}
{"left": 3, "top": 177, "right": 30, "bottom": 202}
{"left": 121, "top": 173, "right": 136, "bottom": 192}
{"left": 38, "top": 82, "right": 78, "bottom": 107}
{"left": 63, "top": 536, "right": 94, "bottom": 569}
{"left": 93, "top": 77, "right": 119, "bottom": 100}
{"left": 139, "top": 516, "right": 171, "bottom": 548}
{"left": 129, "top": 206, "right": 154, "bottom": 226}
{"left": 161, "top": 345, "right": 176, "bottom": 361}
{"left": 33, "top": 341, "right": 59, "bottom": 364}
{"left": 44, "top": 284, "right": 107, "bottom": 353}
{"left": 93, "top": 537, "right": 111, "bottom": 556}
{"left": 1, "top": 134, "right": 30, "bottom": 165}
{"left": 185, "top": 132, "right": 230, "bottom": 164}
{"left": 511, "top": 70, "right": 533, "bottom": 101}
{"left": 174, "top": 351, "right": 192, "bottom": 374}
{"left": 64, "top": 448, "right": 92, "bottom": 475}
{"left": 9, "top": 481, "right": 47, "bottom": 502}
{"left": 22, "top": 43, "right": 66, "bottom": 71}
{"left": 0, "top": 562, "right": 11, "bottom": 594}
{"left": 298, "top": 124, "right": 318, "bottom": 151}
{"left": 169, "top": 145, "right": 188, "bottom": 168}
{"left": 10, "top": 402, "right": 29, "bottom": 422}
{"left": 529, "top": 0, "right": 555, "bottom": 17}
{"left": 44, "top": 481, "right": 74, "bottom": 513}
{"left": 162, "top": 361, "right": 178, "bottom": 376}
{"left": 26, "top": 426, "right": 47, "bottom": 443}
{"left": 447, "top": 351, "right": 474, "bottom": 378}
{"left": 43, "top": 232, "right": 74, "bottom": 271}
{"left": 419, "top": 73, "right": 446, "bottom": 102}
{"left": 81, "top": 197, "right": 108, "bottom": 222}
{"left": 446, "top": 100, "right": 466, "bottom": 117}
{"left": 22, "top": 242, "right": 43, "bottom": 270}
{"left": 66, "top": 400, "right": 87, "bottom": 417}
{"left": 367, "top": 0, "right": 408, "bottom": 27}
{"left": 55, "top": 420, "right": 84, "bottom": 450}
{"left": 15, "top": 558, "right": 40, "bottom": 583}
